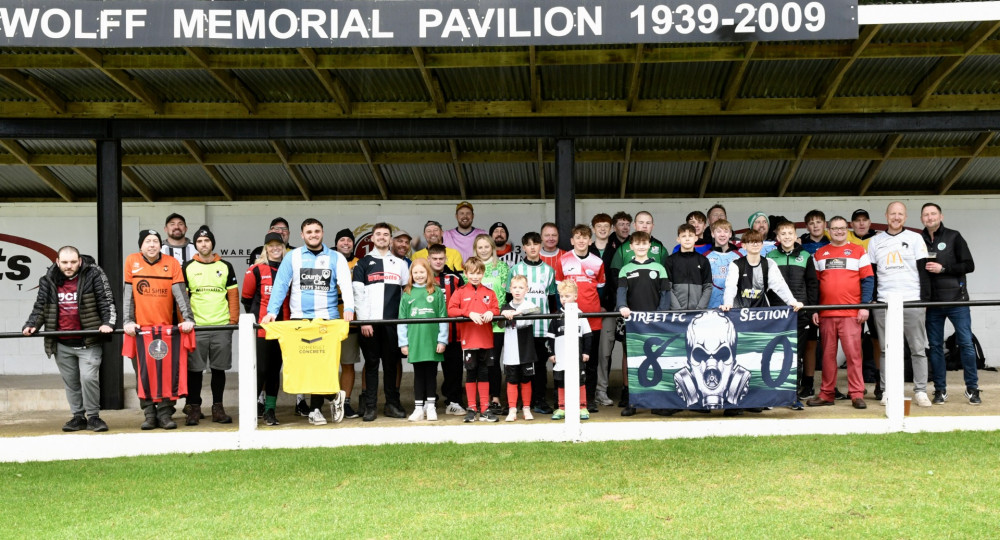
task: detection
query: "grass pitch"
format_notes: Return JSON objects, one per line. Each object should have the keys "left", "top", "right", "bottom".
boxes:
{"left": 2, "top": 431, "right": 998, "bottom": 538}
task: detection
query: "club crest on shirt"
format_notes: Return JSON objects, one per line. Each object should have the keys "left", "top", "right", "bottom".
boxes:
{"left": 147, "top": 339, "right": 168, "bottom": 360}
{"left": 426, "top": 295, "right": 434, "bottom": 303}
{"left": 482, "top": 296, "right": 491, "bottom": 304}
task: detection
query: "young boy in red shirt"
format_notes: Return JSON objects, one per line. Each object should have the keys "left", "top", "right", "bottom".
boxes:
{"left": 448, "top": 257, "right": 501, "bottom": 422}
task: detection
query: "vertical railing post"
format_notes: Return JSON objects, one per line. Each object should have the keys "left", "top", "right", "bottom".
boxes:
{"left": 238, "top": 315, "right": 258, "bottom": 440}
{"left": 884, "top": 294, "right": 905, "bottom": 429}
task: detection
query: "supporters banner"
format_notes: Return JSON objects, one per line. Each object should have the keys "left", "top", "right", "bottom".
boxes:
{"left": 625, "top": 307, "right": 797, "bottom": 410}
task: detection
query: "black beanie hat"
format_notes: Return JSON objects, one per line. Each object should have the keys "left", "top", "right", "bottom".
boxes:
{"left": 335, "top": 228, "right": 354, "bottom": 243}
{"left": 138, "top": 229, "right": 161, "bottom": 248}
{"left": 193, "top": 226, "right": 215, "bottom": 249}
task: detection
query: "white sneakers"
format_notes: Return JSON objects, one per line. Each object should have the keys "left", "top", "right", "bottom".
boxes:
{"left": 595, "top": 391, "right": 614, "bottom": 406}
{"left": 307, "top": 408, "right": 327, "bottom": 425}
{"left": 522, "top": 406, "right": 534, "bottom": 421}
{"left": 408, "top": 407, "right": 425, "bottom": 422}
{"left": 913, "top": 391, "right": 933, "bottom": 407}
{"left": 330, "top": 390, "right": 346, "bottom": 423}
{"left": 425, "top": 403, "right": 438, "bottom": 421}
{"left": 505, "top": 408, "right": 518, "bottom": 422}
{"left": 445, "top": 402, "right": 466, "bottom": 416}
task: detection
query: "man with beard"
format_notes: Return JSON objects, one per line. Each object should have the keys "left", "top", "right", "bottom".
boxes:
{"left": 443, "top": 201, "right": 486, "bottom": 261}
{"left": 248, "top": 217, "right": 295, "bottom": 265}
{"left": 334, "top": 228, "right": 363, "bottom": 418}
{"left": 162, "top": 213, "right": 197, "bottom": 265}
{"left": 412, "top": 220, "right": 464, "bottom": 271}
{"left": 392, "top": 229, "right": 413, "bottom": 265}
{"left": 491, "top": 221, "right": 521, "bottom": 266}
{"left": 23, "top": 246, "right": 116, "bottom": 432}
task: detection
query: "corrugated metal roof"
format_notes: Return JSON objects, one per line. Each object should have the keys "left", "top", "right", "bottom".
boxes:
{"left": 899, "top": 132, "right": 981, "bottom": 148}
{"left": 810, "top": 134, "right": 885, "bottom": 149}
{"left": 789, "top": 160, "right": 871, "bottom": 193}
{"left": 121, "top": 139, "right": 189, "bottom": 154}
{"left": 338, "top": 69, "right": 428, "bottom": 102}
{"left": 285, "top": 139, "right": 362, "bottom": 153}
{"left": 710, "top": 160, "right": 788, "bottom": 193}
{"left": 634, "top": 136, "right": 712, "bottom": 151}
{"left": 298, "top": 164, "right": 381, "bottom": 196}
{"left": 48, "top": 166, "right": 94, "bottom": 197}
{"left": 540, "top": 64, "right": 628, "bottom": 100}
{"left": 136, "top": 69, "right": 238, "bottom": 102}
{"left": 871, "top": 158, "right": 961, "bottom": 191}
{"left": 0, "top": 167, "right": 54, "bottom": 197}
{"left": 0, "top": 79, "right": 30, "bottom": 100}
{"left": 936, "top": 55, "right": 1000, "bottom": 94}
{"left": 19, "top": 139, "right": 93, "bottom": 154}
{"left": 951, "top": 157, "right": 1000, "bottom": 190}
{"left": 215, "top": 164, "right": 300, "bottom": 197}
{"left": 740, "top": 59, "right": 837, "bottom": 99}
{"left": 24, "top": 69, "right": 138, "bottom": 102}
{"left": 437, "top": 67, "right": 529, "bottom": 101}
{"left": 369, "top": 138, "right": 450, "bottom": 153}
{"left": 381, "top": 163, "right": 456, "bottom": 196}
{"left": 575, "top": 162, "right": 619, "bottom": 195}
{"left": 463, "top": 162, "right": 538, "bottom": 196}
{"left": 875, "top": 22, "right": 976, "bottom": 43}
{"left": 627, "top": 161, "right": 704, "bottom": 194}
{"left": 836, "top": 57, "right": 939, "bottom": 96}
{"left": 641, "top": 61, "right": 729, "bottom": 100}
{"left": 130, "top": 165, "right": 221, "bottom": 197}
{"left": 197, "top": 139, "right": 275, "bottom": 153}
{"left": 575, "top": 137, "right": 629, "bottom": 152}
{"left": 459, "top": 138, "right": 540, "bottom": 152}
{"left": 721, "top": 135, "right": 798, "bottom": 150}
{"left": 233, "top": 68, "right": 334, "bottom": 103}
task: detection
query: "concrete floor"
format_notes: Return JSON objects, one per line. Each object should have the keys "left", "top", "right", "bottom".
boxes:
{"left": 2, "top": 368, "right": 997, "bottom": 437}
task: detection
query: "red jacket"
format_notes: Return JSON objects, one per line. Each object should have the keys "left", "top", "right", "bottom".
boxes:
{"left": 447, "top": 282, "right": 500, "bottom": 350}
{"left": 242, "top": 261, "right": 291, "bottom": 338}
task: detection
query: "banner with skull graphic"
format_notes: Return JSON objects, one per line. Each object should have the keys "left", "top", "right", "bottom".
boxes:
{"left": 624, "top": 307, "right": 797, "bottom": 410}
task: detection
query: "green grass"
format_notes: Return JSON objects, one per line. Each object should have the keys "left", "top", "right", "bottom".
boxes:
{"left": 2, "top": 431, "right": 999, "bottom": 538}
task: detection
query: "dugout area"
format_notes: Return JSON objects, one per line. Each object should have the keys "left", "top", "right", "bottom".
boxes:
{"left": 0, "top": 1, "right": 999, "bottom": 411}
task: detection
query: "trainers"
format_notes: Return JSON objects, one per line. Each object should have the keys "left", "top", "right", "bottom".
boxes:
{"left": 595, "top": 391, "right": 614, "bottom": 406}
{"left": 481, "top": 409, "right": 499, "bottom": 422}
{"left": 408, "top": 406, "right": 425, "bottom": 422}
{"left": 834, "top": 388, "right": 848, "bottom": 401}
{"left": 966, "top": 388, "right": 982, "bottom": 405}
{"left": 533, "top": 401, "right": 554, "bottom": 415}
{"left": 551, "top": 408, "right": 566, "bottom": 420}
{"left": 257, "top": 402, "right": 265, "bottom": 418}
{"left": 425, "top": 403, "right": 438, "bottom": 421}
{"left": 183, "top": 403, "right": 205, "bottom": 419}
{"left": 505, "top": 408, "right": 517, "bottom": 422}
{"left": 62, "top": 415, "right": 87, "bottom": 432}
{"left": 488, "top": 402, "right": 504, "bottom": 417}
{"left": 522, "top": 406, "right": 534, "bottom": 421}
{"left": 263, "top": 408, "right": 279, "bottom": 426}
{"left": 308, "top": 408, "right": 328, "bottom": 425}
{"left": 797, "top": 386, "right": 815, "bottom": 399}
{"left": 294, "top": 400, "right": 311, "bottom": 417}
{"left": 445, "top": 402, "right": 466, "bottom": 416}
{"left": 330, "top": 390, "right": 346, "bottom": 423}
{"left": 587, "top": 403, "right": 599, "bottom": 413}
{"left": 87, "top": 415, "right": 109, "bottom": 432}
{"left": 874, "top": 382, "right": 883, "bottom": 401}
{"left": 463, "top": 409, "right": 477, "bottom": 423}
{"left": 932, "top": 389, "right": 948, "bottom": 404}
{"left": 579, "top": 408, "right": 590, "bottom": 420}
{"left": 913, "top": 391, "right": 933, "bottom": 407}
{"left": 343, "top": 403, "right": 360, "bottom": 419}
{"left": 790, "top": 400, "right": 805, "bottom": 411}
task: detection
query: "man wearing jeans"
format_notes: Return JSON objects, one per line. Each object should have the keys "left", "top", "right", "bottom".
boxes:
{"left": 920, "top": 203, "right": 980, "bottom": 405}
{"left": 23, "top": 246, "right": 117, "bottom": 432}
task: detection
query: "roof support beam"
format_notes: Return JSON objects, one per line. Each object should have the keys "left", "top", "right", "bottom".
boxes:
{"left": 777, "top": 135, "right": 812, "bottom": 196}
{"left": 0, "top": 139, "right": 75, "bottom": 202}
{"left": 619, "top": 137, "right": 634, "bottom": 198}
{"left": 297, "top": 48, "right": 351, "bottom": 115}
{"left": 269, "top": 140, "right": 312, "bottom": 200}
{"left": 358, "top": 140, "right": 389, "bottom": 200}
{"left": 448, "top": 139, "right": 468, "bottom": 199}
{"left": 626, "top": 45, "right": 645, "bottom": 112}
{"left": 912, "top": 21, "right": 1000, "bottom": 107}
{"left": 858, "top": 133, "right": 903, "bottom": 196}
{"left": 0, "top": 69, "right": 66, "bottom": 113}
{"left": 72, "top": 48, "right": 163, "bottom": 114}
{"left": 537, "top": 139, "right": 546, "bottom": 198}
{"left": 721, "top": 42, "right": 757, "bottom": 111}
{"left": 411, "top": 47, "right": 446, "bottom": 113}
{"left": 698, "top": 137, "right": 722, "bottom": 198}
{"left": 937, "top": 131, "right": 996, "bottom": 194}
{"left": 184, "top": 47, "right": 258, "bottom": 114}
{"left": 122, "top": 166, "right": 155, "bottom": 202}
{"left": 817, "top": 25, "right": 882, "bottom": 109}
{"left": 529, "top": 46, "right": 542, "bottom": 112}
{"left": 181, "top": 140, "right": 236, "bottom": 201}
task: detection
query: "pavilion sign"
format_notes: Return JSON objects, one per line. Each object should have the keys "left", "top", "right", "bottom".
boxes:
{"left": 0, "top": 0, "right": 857, "bottom": 48}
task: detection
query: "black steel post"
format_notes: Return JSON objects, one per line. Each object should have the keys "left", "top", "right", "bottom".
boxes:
{"left": 96, "top": 139, "right": 124, "bottom": 410}
{"left": 554, "top": 138, "right": 575, "bottom": 251}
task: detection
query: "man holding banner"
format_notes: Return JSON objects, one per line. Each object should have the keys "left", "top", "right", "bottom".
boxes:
{"left": 809, "top": 216, "right": 874, "bottom": 409}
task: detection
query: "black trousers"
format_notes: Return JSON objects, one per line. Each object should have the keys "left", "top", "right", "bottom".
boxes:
{"left": 256, "top": 337, "right": 282, "bottom": 397}
{"left": 440, "top": 342, "right": 464, "bottom": 406}
{"left": 360, "top": 325, "right": 402, "bottom": 407}
{"left": 530, "top": 337, "right": 550, "bottom": 406}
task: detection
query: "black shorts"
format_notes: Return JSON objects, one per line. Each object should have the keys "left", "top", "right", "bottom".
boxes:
{"left": 463, "top": 349, "right": 494, "bottom": 370}
{"left": 504, "top": 363, "right": 535, "bottom": 383}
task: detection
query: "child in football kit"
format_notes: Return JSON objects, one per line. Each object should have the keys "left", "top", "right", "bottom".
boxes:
{"left": 447, "top": 257, "right": 502, "bottom": 423}
{"left": 546, "top": 280, "right": 593, "bottom": 420}
{"left": 499, "top": 274, "right": 539, "bottom": 421}
{"left": 398, "top": 259, "right": 448, "bottom": 422}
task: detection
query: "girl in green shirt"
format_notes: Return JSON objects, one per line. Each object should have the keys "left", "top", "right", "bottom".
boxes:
{"left": 398, "top": 259, "right": 448, "bottom": 421}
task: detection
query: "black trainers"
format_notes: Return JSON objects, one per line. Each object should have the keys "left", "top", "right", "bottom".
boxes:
{"left": 87, "top": 415, "right": 109, "bottom": 432}
{"left": 62, "top": 415, "right": 87, "bottom": 432}
{"left": 587, "top": 403, "right": 599, "bottom": 413}
{"left": 481, "top": 409, "right": 499, "bottom": 422}
{"left": 932, "top": 389, "right": 948, "bottom": 404}
{"left": 463, "top": 409, "right": 477, "bottom": 423}
{"left": 874, "top": 381, "right": 883, "bottom": 401}
{"left": 797, "top": 386, "right": 815, "bottom": 399}
{"left": 343, "top": 402, "right": 360, "bottom": 419}
{"left": 263, "top": 408, "right": 279, "bottom": 426}
{"left": 966, "top": 388, "right": 982, "bottom": 405}
{"left": 257, "top": 402, "right": 265, "bottom": 418}
{"left": 295, "top": 400, "right": 311, "bottom": 417}
{"left": 488, "top": 402, "right": 503, "bottom": 417}
{"left": 834, "top": 388, "right": 849, "bottom": 400}
{"left": 532, "top": 400, "right": 554, "bottom": 415}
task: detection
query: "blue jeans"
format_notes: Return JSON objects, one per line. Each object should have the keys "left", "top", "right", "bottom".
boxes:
{"left": 926, "top": 306, "right": 978, "bottom": 391}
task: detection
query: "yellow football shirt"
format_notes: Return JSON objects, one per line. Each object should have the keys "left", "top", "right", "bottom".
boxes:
{"left": 264, "top": 319, "right": 349, "bottom": 394}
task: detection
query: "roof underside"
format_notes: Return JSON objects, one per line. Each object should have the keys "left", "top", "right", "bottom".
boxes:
{"left": 1, "top": 16, "right": 999, "bottom": 202}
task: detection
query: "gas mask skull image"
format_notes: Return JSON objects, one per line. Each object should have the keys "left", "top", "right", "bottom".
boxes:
{"left": 674, "top": 311, "right": 750, "bottom": 409}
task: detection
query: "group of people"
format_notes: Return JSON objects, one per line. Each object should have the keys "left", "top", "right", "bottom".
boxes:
{"left": 21, "top": 199, "right": 981, "bottom": 432}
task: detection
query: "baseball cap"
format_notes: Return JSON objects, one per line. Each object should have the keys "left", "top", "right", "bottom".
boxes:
{"left": 456, "top": 201, "right": 474, "bottom": 212}
{"left": 392, "top": 229, "right": 412, "bottom": 240}
{"left": 851, "top": 209, "right": 870, "bottom": 221}
{"left": 164, "top": 213, "right": 185, "bottom": 226}
{"left": 263, "top": 232, "right": 284, "bottom": 245}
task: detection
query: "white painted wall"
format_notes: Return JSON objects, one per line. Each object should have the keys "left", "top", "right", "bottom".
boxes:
{"left": 2, "top": 195, "right": 997, "bottom": 374}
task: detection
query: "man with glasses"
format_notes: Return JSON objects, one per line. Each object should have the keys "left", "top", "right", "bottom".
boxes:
{"left": 248, "top": 217, "right": 295, "bottom": 265}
